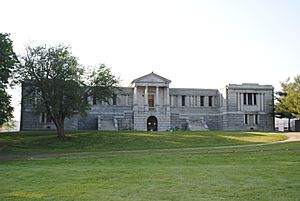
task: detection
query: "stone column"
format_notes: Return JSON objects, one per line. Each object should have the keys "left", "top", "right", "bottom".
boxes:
{"left": 237, "top": 93, "right": 240, "bottom": 111}
{"left": 166, "top": 87, "right": 170, "bottom": 112}
{"left": 257, "top": 93, "right": 261, "bottom": 111}
{"left": 155, "top": 86, "right": 159, "bottom": 112}
{"left": 261, "top": 93, "right": 264, "bottom": 111}
{"left": 241, "top": 93, "right": 244, "bottom": 111}
{"left": 144, "top": 86, "right": 148, "bottom": 112}
{"left": 133, "top": 87, "right": 137, "bottom": 104}
{"left": 133, "top": 86, "right": 138, "bottom": 111}
{"left": 156, "top": 86, "right": 159, "bottom": 106}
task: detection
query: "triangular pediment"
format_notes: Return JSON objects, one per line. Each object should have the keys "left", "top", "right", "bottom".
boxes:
{"left": 131, "top": 72, "right": 171, "bottom": 85}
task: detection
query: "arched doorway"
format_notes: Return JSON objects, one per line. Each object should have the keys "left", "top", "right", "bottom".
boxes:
{"left": 147, "top": 116, "right": 158, "bottom": 131}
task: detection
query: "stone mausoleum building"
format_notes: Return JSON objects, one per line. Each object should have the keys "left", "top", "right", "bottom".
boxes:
{"left": 21, "top": 72, "right": 274, "bottom": 131}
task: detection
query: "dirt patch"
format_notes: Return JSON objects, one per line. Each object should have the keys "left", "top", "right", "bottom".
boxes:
{"left": 282, "top": 133, "right": 300, "bottom": 142}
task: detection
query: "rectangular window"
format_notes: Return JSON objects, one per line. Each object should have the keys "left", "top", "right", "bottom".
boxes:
{"left": 41, "top": 112, "right": 52, "bottom": 123}
{"left": 41, "top": 112, "right": 45, "bottom": 123}
{"left": 244, "top": 93, "right": 257, "bottom": 105}
{"left": 249, "top": 114, "right": 254, "bottom": 125}
{"left": 182, "top": 95, "right": 186, "bottom": 106}
{"left": 248, "top": 93, "right": 253, "bottom": 105}
{"left": 148, "top": 95, "right": 154, "bottom": 107}
{"left": 200, "top": 96, "right": 204, "bottom": 106}
{"left": 208, "top": 96, "right": 213, "bottom": 107}
{"left": 255, "top": 114, "right": 258, "bottom": 124}
{"left": 245, "top": 114, "right": 248, "bottom": 124}
{"left": 113, "top": 95, "right": 117, "bottom": 105}
{"left": 93, "top": 95, "right": 97, "bottom": 105}
{"left": 46, "top": 113, "right": 52, "bottom": 123}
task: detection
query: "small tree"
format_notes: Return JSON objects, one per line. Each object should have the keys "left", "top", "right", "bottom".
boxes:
{"left": 17, "top": 44, "right": 119, "bottom": 138}
{"left": 275, "top": 91, "right": 295, "bottom": 131}
{"left": 275, "top": 75, "right": 300, "bottom": 131}
{"left": 0, "top": 33, "right": 18, "bottom": 126}
{"left": 0, "top": 88, "right": 14, "bottom": 126}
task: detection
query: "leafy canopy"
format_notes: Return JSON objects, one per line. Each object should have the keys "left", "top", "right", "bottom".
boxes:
{"left": 0, "top": 33, "right": 18, "bottom": 125}
{"left": 17, "top": 44, "right": 119, "bottom": 138}
{"left": 275, "top": 75, "right": 300, "bottom": 119}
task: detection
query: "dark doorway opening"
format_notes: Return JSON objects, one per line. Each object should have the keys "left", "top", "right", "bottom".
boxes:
{"left": 147, "top": 116, "right": 158, "bottom": 131}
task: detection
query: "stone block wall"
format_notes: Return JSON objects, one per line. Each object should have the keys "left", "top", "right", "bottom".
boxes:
{"left": 20, "top": 81, "right": 274, "bottom": 132}
{"left": 78, "top": 115, "right": 98, "bottom": 130}
{"left": 20, "top": 110, "right": 52, "bottom": 130}
{"left": 21, "top": 109, "right": 78, "bottom": 131}
{"left": 222, "top": 83, "right": 274, "bottom": 131}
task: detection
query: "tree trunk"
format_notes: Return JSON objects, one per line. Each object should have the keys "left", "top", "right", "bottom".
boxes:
{"left": 288, "top": 118, "right": 291, "bottom": 132}
{"left": 53, "top": 118, "right": 65, "bottom": 139}
{"left": 57, "top": 123, "right": 65, "bottom": 139}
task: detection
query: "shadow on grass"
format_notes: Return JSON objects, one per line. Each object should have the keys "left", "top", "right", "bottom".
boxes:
{"left": 0, "top": 130, "right": 287, "bottom": 154}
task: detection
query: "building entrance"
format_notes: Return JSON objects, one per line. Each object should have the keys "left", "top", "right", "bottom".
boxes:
{"left": 147, "top": 116, "right": 157, "bottom": 131}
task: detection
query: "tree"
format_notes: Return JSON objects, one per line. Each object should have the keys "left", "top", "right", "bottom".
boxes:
{"left": 0, "top": 33, "right": 18, "bottom": 126}
{"left": 17, "top": 44, "right": 119, "bottom": 138}
{"left": 275, "top": 91, "right": 295, "bottom": 131}
{"left": 0, "top": 88, "right": 14, "bottom": 126}
{"left": 275, "top": 75, "right": 300, "bottom": 130}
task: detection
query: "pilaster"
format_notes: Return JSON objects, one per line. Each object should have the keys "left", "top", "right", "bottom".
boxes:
{"left": 144, "top": 86, "right": 149, "bottom": 112}
{"left": 155, "top": 86, "right": 159, "bottom": 111}
{"left": 133, "top": 86, "right": 138, "bottom": 111}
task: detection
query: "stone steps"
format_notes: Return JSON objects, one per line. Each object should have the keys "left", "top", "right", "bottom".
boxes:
{"left": 101, "top": 119, "right": 117, "bottom": 131}
{"left": 189, "top": 124, "right": 208, "bottom": 131}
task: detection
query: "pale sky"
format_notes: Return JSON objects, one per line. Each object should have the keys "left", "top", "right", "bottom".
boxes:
{"left": 1, "top": 0, "right": 300, "bottom": 121}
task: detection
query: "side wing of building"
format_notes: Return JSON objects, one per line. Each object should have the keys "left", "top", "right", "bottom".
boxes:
{"left": 224, "top": 83, "right": 274, "bottom": 131}
{"left": 20, "top": 86, "right": 134, "bottom": 131}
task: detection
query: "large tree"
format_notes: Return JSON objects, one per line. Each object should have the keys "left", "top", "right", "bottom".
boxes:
{"left": 0, "top": 33, "right": 18, "bottom": 125}
{"left": 275, "top": 75, "right": 300, "bottom": 130}
{"left": 17, "top": 44, "right": 119, "bottom": 138}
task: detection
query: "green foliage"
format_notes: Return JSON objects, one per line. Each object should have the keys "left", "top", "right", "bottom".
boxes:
{"left": 16, "top": 44, "right": 119, "bottom": 138}
{"left": 275, "top": 75, "right": 300, "bottom": 119}
{"left": 0, "top": 89, "right": 13, "bottom": 125}
{"left": 0, "top": 33, "right": 18, "bottom": 87}
{"left": 17, "top": 45, "right": 85, "bottom": 138}
{"left": 87, "top": 64, "right": 120, "bottom": 104}
{"left": 0, "top": 33, "right": 18, "bottom": 125}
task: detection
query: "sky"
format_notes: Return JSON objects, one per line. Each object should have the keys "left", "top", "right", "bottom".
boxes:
{"left": 1, "top": 0, "right": 300, "bottom": 121}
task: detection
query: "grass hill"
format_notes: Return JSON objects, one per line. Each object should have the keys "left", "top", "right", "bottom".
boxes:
{"left": 0, "top": 131, "right": 299, "bottom": 201}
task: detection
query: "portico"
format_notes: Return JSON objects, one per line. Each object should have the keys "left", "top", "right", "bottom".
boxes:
{"left": 131, "top": 72, "right": 171, "bottom": 131}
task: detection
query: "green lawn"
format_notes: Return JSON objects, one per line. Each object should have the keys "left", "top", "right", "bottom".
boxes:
{"left": 1, "top": 131, "right": 299, "bottom": 201}
{"left": 0, "top": 130, "right": 287, "bottom": 154}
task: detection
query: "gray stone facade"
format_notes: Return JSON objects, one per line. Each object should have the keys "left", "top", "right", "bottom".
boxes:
{"left": 20, "top": 72, "right": 274, "bottom": 131}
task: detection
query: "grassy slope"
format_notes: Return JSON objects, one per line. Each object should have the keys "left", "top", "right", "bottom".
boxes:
{"left": 1, "top": 146, "right": 300, "bottom": 201}
{"left": 0, "top": 130, "right": 287, "bottom": 154}
{"left": 0, "top": 131, "right": 299, "bottom": 201}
